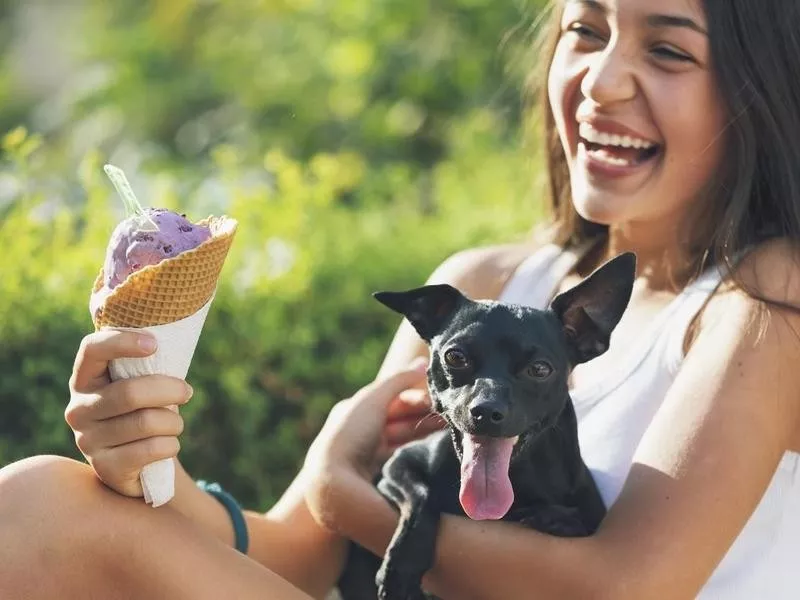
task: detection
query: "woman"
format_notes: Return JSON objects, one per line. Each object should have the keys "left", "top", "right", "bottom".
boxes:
{"left": 2, "top": 0, "right": 800, "bottom": 598}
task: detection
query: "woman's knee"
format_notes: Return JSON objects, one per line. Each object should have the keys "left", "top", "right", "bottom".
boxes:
{"left": 0, "top": 455, "right": 107, "bottom": 547}
{"left": 0, "top": 455, "right": 108, "bottom": 596}
{"left": 0, "top": 454, "right": 96, "bottom": 517}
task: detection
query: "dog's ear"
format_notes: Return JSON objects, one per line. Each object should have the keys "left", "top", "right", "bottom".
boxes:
{"left": 549, "top": 252, "right": 636, "bottom": 365}
{"left": 373, "top": 284, "right": 467, "bottom": 342}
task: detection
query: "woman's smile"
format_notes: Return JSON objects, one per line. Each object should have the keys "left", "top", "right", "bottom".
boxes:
{"left": 576, "top": 119, "right": 663, "bottom": 179}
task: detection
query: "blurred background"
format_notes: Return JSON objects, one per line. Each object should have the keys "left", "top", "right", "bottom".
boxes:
{"left": 0, "top": 0, "right": 550, "bottom": 509}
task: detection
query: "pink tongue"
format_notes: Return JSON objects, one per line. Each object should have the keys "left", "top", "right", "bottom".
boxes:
{"left": 459, "top": 434, "right": 517, "bottom": 520}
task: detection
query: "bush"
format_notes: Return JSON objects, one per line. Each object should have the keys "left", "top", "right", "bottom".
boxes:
{"left": 0, "top": 120, "right": 545, "bottom": 508}
{"left": 0, "top": 0, "right": 550, "bottom": 508}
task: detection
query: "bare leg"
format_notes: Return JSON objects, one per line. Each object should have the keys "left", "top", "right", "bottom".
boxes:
{"left": 0, "top": 455, "right": 313, "bottom": 600}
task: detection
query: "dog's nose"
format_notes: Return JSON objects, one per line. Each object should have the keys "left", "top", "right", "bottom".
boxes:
{"left": 469, "top": 399, "right": 507, "bottom": 425}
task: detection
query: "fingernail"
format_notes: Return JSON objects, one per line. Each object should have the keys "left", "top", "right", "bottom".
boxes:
{"left": 184, "top": 384, "right": 194, "bottom": 401}
{"left": 138, "top": 335, "right": 157, "bottom": 352}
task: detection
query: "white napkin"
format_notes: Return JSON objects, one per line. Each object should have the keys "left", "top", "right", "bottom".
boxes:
{"left": 104, "top": 294, "right": 214, "bottom": 507}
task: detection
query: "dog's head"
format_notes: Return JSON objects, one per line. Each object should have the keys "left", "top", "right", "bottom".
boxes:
{"left": 373, "top": 252, "right": 635, "bottom": 520}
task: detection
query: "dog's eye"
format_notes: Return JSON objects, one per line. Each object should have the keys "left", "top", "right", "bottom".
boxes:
{"left": 443, "top": 348, "right": 470, "bottom": 369}
{"left": 525, "top": 360, "right": 553, "bottom": 380}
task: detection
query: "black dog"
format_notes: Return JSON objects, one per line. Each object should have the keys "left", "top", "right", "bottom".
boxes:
{"left": 337, "top": 252, "right": 636, "bottom": 600}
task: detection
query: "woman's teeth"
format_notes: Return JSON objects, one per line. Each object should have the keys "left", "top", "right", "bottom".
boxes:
{"left": 587, "top": 148, "right": 634, "bottom": 167}
{"left": 577, "top": 122, "right": 661, "bottom": 169}
{"left": 578, "top": 122, "right": 656, "bottom": 149}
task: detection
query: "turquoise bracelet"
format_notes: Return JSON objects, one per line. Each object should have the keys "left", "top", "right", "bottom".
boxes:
{"left": 196, "top": 480, "right": 249, "bottom": 555}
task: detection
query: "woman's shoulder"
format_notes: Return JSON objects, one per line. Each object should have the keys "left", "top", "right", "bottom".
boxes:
{"left": 707, "top": 238, "right": 800, "bottom": 306}
{"left": 426, "top": 238, "right": 548, "bottom": 301}
{"left": 734, "top": 238, "right": 800, "bottom": 299}
{"left": 693, "top": 238, "right": 800, "bottom": 345}
{"left": 686, "top": 238, "right": 800, "bottom": 451}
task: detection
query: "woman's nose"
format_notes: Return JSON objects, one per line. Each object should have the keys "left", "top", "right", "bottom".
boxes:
{"left": 580, "top": 42, "right": 638, "bottom": 107}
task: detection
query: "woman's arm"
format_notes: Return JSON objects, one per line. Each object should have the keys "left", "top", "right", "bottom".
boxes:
{"left": 318, "top": 242, "right": 800, "bottom": 600}
{"left": 150, "top": 446, "right": 343, "bottom": 598}
{"left": 246, "top": 470, "right": 347, "bottom": 599}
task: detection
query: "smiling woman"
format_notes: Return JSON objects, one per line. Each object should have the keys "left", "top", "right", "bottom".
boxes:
{"left": 2, "top": 1, "right": 800, "bottom": 599}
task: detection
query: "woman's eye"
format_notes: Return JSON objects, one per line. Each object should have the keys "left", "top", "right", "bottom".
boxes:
{"left": 652, "top": 46, "right": 694, "bottom": 63}
{"left": 443, "top": 349, "right": 470, "bottom": 369}
{"left": 525, "top": 360, "right": 553, "bottom": 380}
{"left": 567, "top": 23, "right": 604, "bottom": 42}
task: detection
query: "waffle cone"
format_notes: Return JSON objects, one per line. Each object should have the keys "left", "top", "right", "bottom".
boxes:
{"left": 92, "top": 215, "right": 238, "bottom": 329}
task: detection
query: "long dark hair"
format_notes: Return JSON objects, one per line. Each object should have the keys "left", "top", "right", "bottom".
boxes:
{"left": 528, "top": 0, "right": 800, "bottom": 306}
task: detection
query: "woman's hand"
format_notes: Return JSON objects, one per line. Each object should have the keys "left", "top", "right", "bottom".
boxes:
{"left": 300, "top": 359, "right": 432, "bottom": 549}
{"left": 377, "top": 371, "right": 445, "bottom": 465}
{"left": 65, "top": 330, "right": 192, "bottom": 497}
{"left": 303, "top": 360, "right": 429, "bottom": 531}
{"left": 305, "top": 358, "right": 429, "bottom": 481}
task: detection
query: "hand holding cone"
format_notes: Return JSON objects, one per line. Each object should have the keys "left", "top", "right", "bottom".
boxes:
{"left": 90, "top": 165, "right": 237, "bottom": 507}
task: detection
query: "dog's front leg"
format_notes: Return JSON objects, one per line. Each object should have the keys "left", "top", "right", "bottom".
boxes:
{"left": 375, "top": 430, "right": 454, "bottom": 600}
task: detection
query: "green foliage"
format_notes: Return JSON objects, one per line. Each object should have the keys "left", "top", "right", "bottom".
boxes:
{"left": 0, "top": 0, "right": 550, "bottom": 509}
{"left": 70, "top": 0, "right": 539, "bottom": 166}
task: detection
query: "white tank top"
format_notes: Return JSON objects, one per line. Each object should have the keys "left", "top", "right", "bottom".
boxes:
{"left": 498, "top": 243, "right": 800, "bottom": 599}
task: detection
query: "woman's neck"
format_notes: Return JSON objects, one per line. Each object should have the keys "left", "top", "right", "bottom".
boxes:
{"left": 591, "top": 223, "right": 699, "bottom": 293}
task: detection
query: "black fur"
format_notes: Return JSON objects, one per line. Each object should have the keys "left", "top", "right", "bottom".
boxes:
{"left": 337, "top": 252, "right": 636, "bottom": 600}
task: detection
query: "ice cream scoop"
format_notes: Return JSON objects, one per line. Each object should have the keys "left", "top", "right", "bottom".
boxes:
{"left": 103, "top": 208, "right": 211, "bottom": 288}
{"left": 90, "top": 209, "right": 212, "bottom": 320}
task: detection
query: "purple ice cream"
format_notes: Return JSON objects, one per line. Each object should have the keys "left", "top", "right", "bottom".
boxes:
{"left": 103, "top": 208, "right": 211, "bottom": 288}
{"left": 90, "top": 208, "right": 211, "bottom": 317}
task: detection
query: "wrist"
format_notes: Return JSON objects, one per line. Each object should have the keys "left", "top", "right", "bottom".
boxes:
{"left": 309, "top": 465, "right": 399, "bottom": 555}
{"left": 271, "top": 466, "right": 343, "bottom": 542}
{"left": 171, "top": 463, "right": 243, "bottom": 548}
{"left": 196, "top": 479, "right": 249, "bottom": 554}
{"left": 169, "top": 461, "right": 214, "bottom": 515}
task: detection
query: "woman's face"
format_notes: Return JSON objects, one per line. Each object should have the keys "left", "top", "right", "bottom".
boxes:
{"left": 548, "top": 0, "right": 727, "bottom": 234}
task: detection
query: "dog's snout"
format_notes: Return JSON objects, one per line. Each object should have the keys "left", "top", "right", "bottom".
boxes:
{"left": 469, "top": 399, "right": 507, "bottom": 425}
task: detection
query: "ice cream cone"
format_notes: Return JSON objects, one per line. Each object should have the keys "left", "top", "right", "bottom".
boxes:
{"left": 91, "top": 214, "right": 238, "bottom": 507}
{"left": 92, "top": 215, "right": 237, "bottom": 329}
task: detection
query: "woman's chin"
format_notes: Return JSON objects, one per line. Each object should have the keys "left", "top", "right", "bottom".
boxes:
{"left": 571, "top": 196, "right": 627, "bottom": 227}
